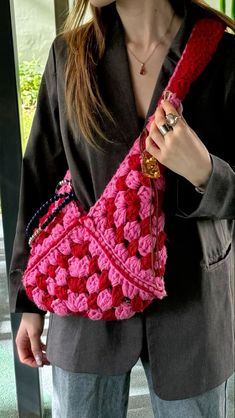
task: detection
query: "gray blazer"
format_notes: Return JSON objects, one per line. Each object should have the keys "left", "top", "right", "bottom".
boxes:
{"left": 9, "top": 2, "right": 235, "bottom": 400}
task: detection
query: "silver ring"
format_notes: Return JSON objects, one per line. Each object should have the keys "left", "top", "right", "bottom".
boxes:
{"left": 165, "top": 113, "right": 182, "bottom": 127}
{"left": 158, "top": 123, "right": 172, "bottom": 136}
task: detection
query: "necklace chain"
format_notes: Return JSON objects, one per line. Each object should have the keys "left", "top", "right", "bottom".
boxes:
{"left": 127, "top": 11, "right": 175, "bottom": 75}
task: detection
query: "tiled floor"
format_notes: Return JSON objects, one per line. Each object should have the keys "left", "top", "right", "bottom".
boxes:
{"left": 0, "top": 215, "right": 234, "bottom": 418}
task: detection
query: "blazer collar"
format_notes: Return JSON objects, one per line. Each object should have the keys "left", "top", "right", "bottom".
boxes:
{"left": 98, "top": 2, "right": 203, "bottom": 146}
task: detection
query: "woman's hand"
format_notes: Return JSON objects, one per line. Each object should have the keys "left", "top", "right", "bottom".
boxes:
{"left": 15, "top": 313, "right": 50, "bottom": 368}
{"left": 146, "top": 100, "right": 212, "bottom": 188}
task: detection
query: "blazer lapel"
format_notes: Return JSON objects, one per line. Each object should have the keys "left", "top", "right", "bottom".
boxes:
{"left": 98, "top": 13, "right": 140, "bottom": 147}
{"left": 98, "top": 2, "right": 200, "bottom": 146}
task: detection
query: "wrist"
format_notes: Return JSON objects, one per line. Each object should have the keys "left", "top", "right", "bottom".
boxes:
{"left": 189, "top": 155, "right": 212, "bottom": 189}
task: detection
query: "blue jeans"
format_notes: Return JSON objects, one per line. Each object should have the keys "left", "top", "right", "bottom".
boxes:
{"left": 52, "top": 359, "right": 228, "bottom": 418}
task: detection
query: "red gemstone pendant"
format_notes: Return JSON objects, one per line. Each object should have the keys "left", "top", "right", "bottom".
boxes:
{"left": 140, "top": 63, "right": 145, "bottom": 75}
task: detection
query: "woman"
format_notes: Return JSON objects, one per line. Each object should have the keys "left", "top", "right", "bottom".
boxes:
{"left": 9, "top": 0, "right": 235, "bottom": 417}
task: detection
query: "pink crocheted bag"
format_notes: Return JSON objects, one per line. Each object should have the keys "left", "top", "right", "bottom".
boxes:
{"left": 22, "top": 18, "right": 225, "bottom": 320}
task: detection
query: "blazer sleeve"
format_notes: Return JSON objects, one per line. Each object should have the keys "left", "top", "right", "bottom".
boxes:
{"left": 9, "top": 40, "right": 68, "bottom": 314}
{"left": 175, "top": 37, "right": 235, "bottom": 220}
{"left": 176, "top": 154, "right": 235, "bottom": 219}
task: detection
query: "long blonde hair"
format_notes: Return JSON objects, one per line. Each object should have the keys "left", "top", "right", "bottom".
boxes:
{"left": 63, "top": 1, "right": 234, "bottom": 147}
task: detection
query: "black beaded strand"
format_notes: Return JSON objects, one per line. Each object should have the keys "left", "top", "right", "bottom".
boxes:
{"left": 28, "top": 191, "right": 76, "bottom": 246}
{"left": 25, "top": 192, "right": 74, "bottom": 239}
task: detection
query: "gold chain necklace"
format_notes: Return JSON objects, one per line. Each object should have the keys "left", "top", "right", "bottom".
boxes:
{"left": 127, "top": 11, "right": 175, "bottom": 75}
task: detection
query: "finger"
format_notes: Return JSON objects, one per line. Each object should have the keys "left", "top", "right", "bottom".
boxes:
{"left": 16, "top": 333, "right": 38, "bottom": 368}
{"left": 154, "top": 104, "right": 175, "bottom": 138}
{"left": 160, "top": 100, "right": 185, "bottom": 129}
{"left": 145, "top": 135, "right": 161, "bottom": 160}
{"left": 17, "top": 347, "right": 39, "bottom": 368}
{"left": 161, "top": 99, "right": 180, "bottom": 115}
{"left": 42, "top": 360, "right": 50, "bottom": 366}
{"left": 41, "top": 342, "right": 50, "bottom": 365}
{"left": 149, "top": 121, "right": 165, "bottom": 149}
{"left": 154, "top": 103, "right": 168, "bottom": 125}
{"left": 41, "top": 341, "right": 47, "bottom": 351}
{"left": 29, "top": 333, "right": 44, "bottom": 367}
{"left": 18, "top": 347, "right": 48, "bottom": 368}
{"left": 42, "top": 352, "right": 51, "bottom": 366}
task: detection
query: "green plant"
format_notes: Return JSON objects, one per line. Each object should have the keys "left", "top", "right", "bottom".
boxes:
{"left": 21, "top": 108, "right": 35, "bottom": 153}
{"left": 220, "top": 0, "right": 226, "bottom": 12}
{"left": 19, "top": 58, "right": 42, "bottom": 108}
{"left": 232, "top": 0, "right": 235, "bottom": 19}
{"left": 219, "top": 0, "right": 235, "bottom": 18}
{"left": 19, "top": 58, "right": 42, "bottom": 151}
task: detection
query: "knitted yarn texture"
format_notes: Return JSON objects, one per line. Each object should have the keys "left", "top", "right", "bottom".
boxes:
{"left": 22, "top": 18, "right": 225, "bottom": 320}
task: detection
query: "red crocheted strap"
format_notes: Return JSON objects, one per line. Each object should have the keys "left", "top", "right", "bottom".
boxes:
{"left": 143, "top": 18, "right": 226, "bottom": 139}
{"left": 165, "top": 18, "right": 226, "bottom": 101}
{"left": 82, "top": 218, "right": 162, "bottom": 298}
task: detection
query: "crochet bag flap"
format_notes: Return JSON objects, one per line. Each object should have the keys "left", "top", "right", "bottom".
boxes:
{"left": 23, "top": 18, "right": 225, "bottom": 320}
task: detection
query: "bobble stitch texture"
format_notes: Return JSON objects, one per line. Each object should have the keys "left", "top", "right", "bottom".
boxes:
{"left": 22, "top": 18, "right": 225, "bottom": 319}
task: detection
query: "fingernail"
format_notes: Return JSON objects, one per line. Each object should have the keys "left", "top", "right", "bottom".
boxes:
{"left": 35, "top": 354, "right": 42, "bottom": 366}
